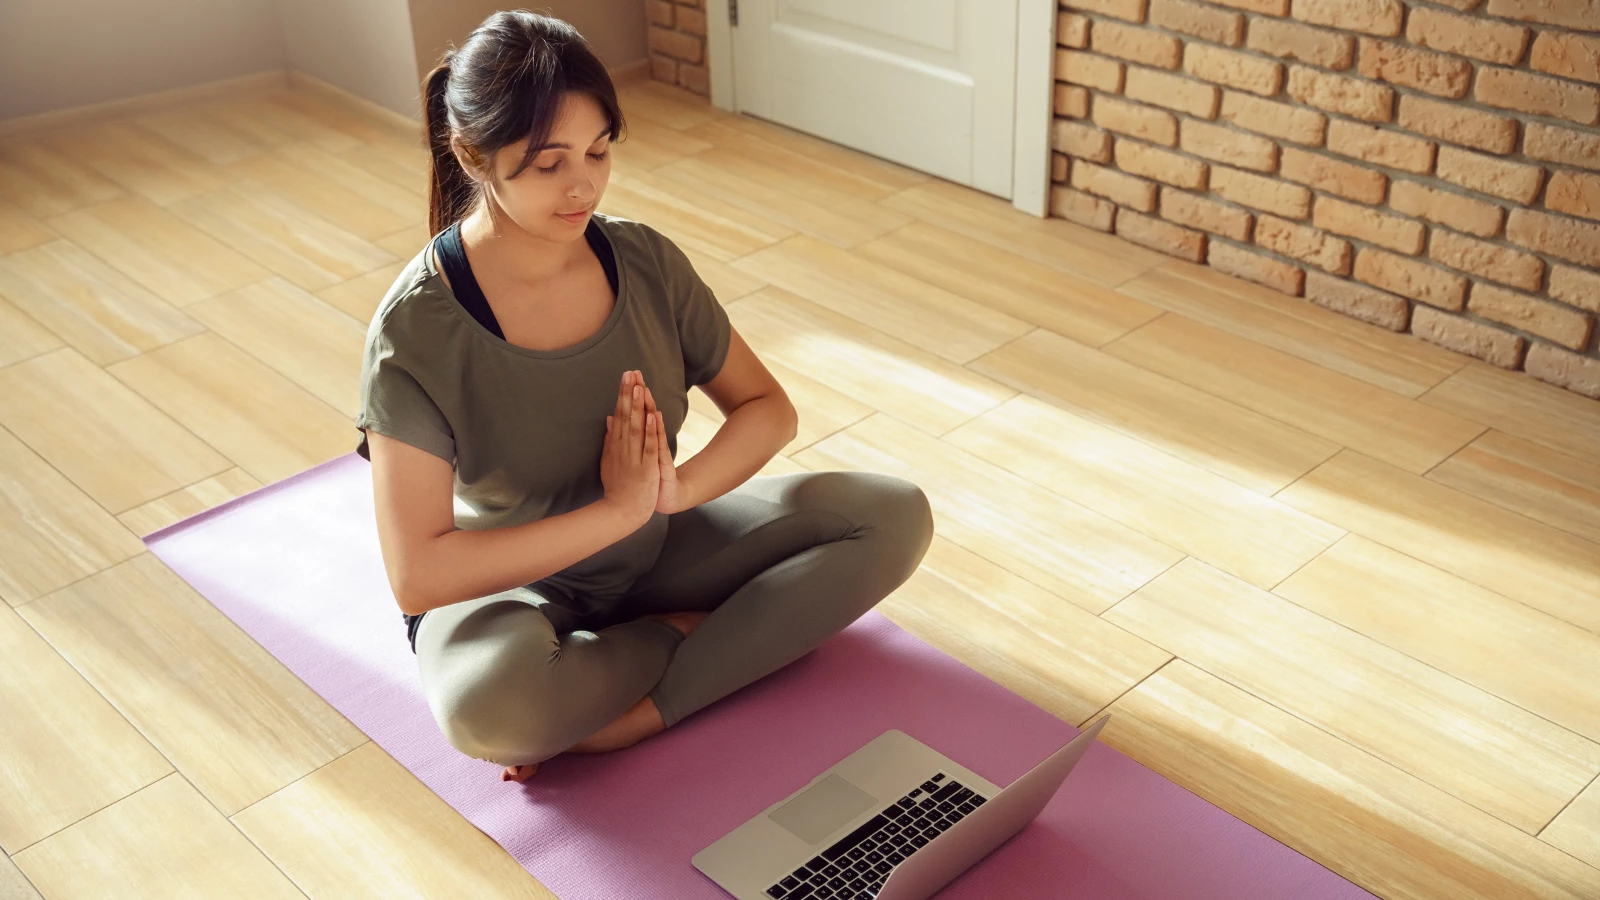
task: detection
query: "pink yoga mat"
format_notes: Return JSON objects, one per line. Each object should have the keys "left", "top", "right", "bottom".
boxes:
{"left": 144, "top": 452, "right": 1373, "bottom": 899}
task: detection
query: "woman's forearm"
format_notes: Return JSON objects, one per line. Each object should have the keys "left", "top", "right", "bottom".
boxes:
{"left": 675, "top": 394, "right": 798, "bottom": 510}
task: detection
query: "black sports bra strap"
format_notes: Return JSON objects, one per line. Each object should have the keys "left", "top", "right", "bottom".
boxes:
{"left": 435, "top": 221, "right": 504, "bottom": 339}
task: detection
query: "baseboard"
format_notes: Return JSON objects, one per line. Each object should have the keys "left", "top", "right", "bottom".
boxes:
{"left": 0, "top": 69, "right": 290, "bottom": 139}
{"left": 609, "top": 59, "right": 653, "bottom": 88}
{"left": 286, "top": 70, "right": 422, "bottom": 134}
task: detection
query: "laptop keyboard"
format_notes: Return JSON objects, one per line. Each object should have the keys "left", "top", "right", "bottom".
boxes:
{"left": 763, "top": 772, "right": 987, "bottom": 900}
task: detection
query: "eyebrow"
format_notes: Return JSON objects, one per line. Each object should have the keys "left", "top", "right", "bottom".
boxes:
{"left": 533, "top": 126, "right": 612, "bottom": 152}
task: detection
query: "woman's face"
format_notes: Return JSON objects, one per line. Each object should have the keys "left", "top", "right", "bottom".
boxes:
{"left": 465, "top": 91, "right": 613, "bottom": 242}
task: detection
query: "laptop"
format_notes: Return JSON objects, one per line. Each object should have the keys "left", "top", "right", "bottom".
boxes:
{"left": 692, "top": 715, "right": 1110, "bottom": 900}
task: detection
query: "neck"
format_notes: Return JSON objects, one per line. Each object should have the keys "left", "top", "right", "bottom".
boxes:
{"left": 459, "top": 202, "right": 582, "bottom": 284}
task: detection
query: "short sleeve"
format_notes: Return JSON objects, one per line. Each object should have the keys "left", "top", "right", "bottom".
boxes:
{"left": 649, "top": 227, "right": 731, "bottom": 388}
{"left": 354, "top": 326, "right": 456, "bottom": 464}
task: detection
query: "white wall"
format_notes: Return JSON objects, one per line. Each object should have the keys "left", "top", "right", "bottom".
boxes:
{"left": 274, "top": 0, "right": 421, "bottom": 119}
{"left": 0, "top": 0, "right": 285, "bottom": 119}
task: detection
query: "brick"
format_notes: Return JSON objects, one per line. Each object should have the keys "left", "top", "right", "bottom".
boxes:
{"left": 1207, "top": 0, "right": 1289, "bottom": 14}
{"left": 1160, "top": 186, "right": 1252, "bottom": 239}
{"left": 1469, "top": 283, "right": 1594, "bottom": 350}
{"left": 1255, "top": 214, "right": 1353, "bottom": 273}
{"left": 1051, "top": 185, "right": 1118, "bottom": 231}
{"left": 1071, "top": 160, "right": 1159, "bottom": 211}
{"left": 1065, "top": 0, "right": 1149, "bottom": 22}
{"left": 1209, "top": 241, "right": 1305, "bottom": 294}
{"left": 1124, "top": 66, "right": 1221, "bottom": 118}
{"left": 1059, "top": 50, "right": 1126, "bottom": 92}
{"left": 1356, "top": 38, "right": 1472, "bottom": 99}
{"left": 1326, "top": 119, "right": 1435, "bottom": 174}
{"left": 1547, "top": 170, "right": 1600, "bottom": 222}
{"left": 1304, "top": 270, "right": 1409, "bottom": 330}
{"left": 1058, "top": 11, "right": 1091, "bottom": 48}
{"left": 1116, "top": 209, "right": 1208, "bottom": 261}
{"left": 1411, "top": 304, "right": 1526, "bottom": 368}
{"left": 1531, "top": 32, "right": 1600, "bottom": 86}
{"left": 1405, "top": 8, "right": 1529, "bottom": 65}
{"left": 1055, "top": 83, "right": 1091, "bottom": 118}
{"left": 1395, "top": 94, "right": 1518, "bottom": 155}
{"left": 1428, "top": 230, "right": 1544, "bottom": 290}
{"left": 1524, "top": 123, "right": 1600, "bottom": 172}
{"left": 1179, "top": 119, "right": 1279, "bottom": 172}
{"left": 1388, "top": 181, "right": 1504, "bottom": 238}
{"left": 1354, "top": 248, "right": 1469, "bottom": 309}
{"left": 1093, "top": 20, "right": 1183, "bottom": 68}
{"left": 1184, "top": 44, "right": 1284, "bottom": 96}
{"left": 1210, "top": 165, "right": 1313, "bottom": 217}
{"left": 1485, "top": 0, "right": 1600, "bottom": 31}
{"left": 676, "top": 62, "right": 710, "bottom": 95}
{"left": 1549, "top": 265, "right": 1600, "bottom": 313}
{"left": 648, "top": 52, "right": 676, "bottom": 83}
{"left": 677, "top": 6, "right": 707, "bottom": 36}
{"left": 1524, "top": 343, "right": 1600, "bottom": 400}
{"left": 648, "top": 26, "right": 702, "bottom": 63}
{"left": 1427, "top": 0, "right": 1484, "bottom": 9}
{"left": 1280, "top": 147, "right": 1387, "bottom": 203}
{"left": 1436, "top": 146, "right": 1545, "bottom": 204}
{"left": 1291, "top": 0, "right": 1403, "bottom": 37}
{"left": 1150, "top": 0, "right": 1244, "bottom": 47}
{"left": 1286, "top": 66, "right": 1395, "bottom": 122}
{"left": 646, "top": 0, "right": 674, "bottom": 27}
{"left": 1507, "top": 209, "right": 1600, "bottom": 267}
{"left": 1246, "top": 18, "right": 1355, "bottom": 69}
{"left": 1476, "top": 67, "right": 1600, "bottom": 126}
{"left": 1314, "top": 196, "right": 1426, "bottom": 254}
{"left": 1053, "top": 120, "right": 1114, "bottom": 162}
{"left": 1217, "top": 92, "right": 1327, "bottom": 146}
{"left": 1093, "top": 96, "right": 1179, "bottom": 146}
{"left": 1052, "top": 152, "right": 1070, "bottom": 182}
{"left": 1117, "top": 140, "right": 1209, "bottom": 189}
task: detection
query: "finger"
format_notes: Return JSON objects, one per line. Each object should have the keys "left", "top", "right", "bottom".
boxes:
{"left": 629, "top": 384, "right": 644, "bottom": 463}
{"left": 645, "top": 411, "right": 657, "bottom": 461}
{"left": 656, "top": 406, "right": 671, "bottom": 465}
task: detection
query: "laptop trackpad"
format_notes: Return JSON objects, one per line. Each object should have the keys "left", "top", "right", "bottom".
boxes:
{"left": 768, "top": 774, "right": 879, "bottom": 845}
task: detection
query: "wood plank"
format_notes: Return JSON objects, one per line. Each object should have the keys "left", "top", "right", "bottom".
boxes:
{"left": 0, "top": 348, "right": 231, "bottom": 514}
{"left": 1277, "top": 450, "right": 1600, "bottom": 634}
{"left": 692, "top": 113, "right": 930, "bottom": 195}
{"left": 688, "top": 356, "right": 873, "bottom": 455}
{"left": 1428, "top": 429, "right": 1600, "bottom": 544}
{"left": 168, "top": 184, "right": 397, "bottom": 292}
{"left": 316, "top": 261, "right": 407, "bottom": 324}
{"left": 1105, "top": 313, "right": 1486, "bottom": 474}
{"left": 679, "top": 118, "right": 910, "bottom": 201}
{"left": 1107, "top": 661, "right": 1600, "bottom": 900}
{"left": 1544, "top": 776, "right": 1600, "bottom": 869}
{"left": 223, "top": 142, "right": 423, "bottom": 240}
{"left": 794, "top": 413, "right": 1184, "bottom": 613}
{"left": 879, "top": 178, "right": 1168, "bottom": 286}
{"left": 617, "top": 80, "right": 726, "bottom": 131}
{"left": 681, "top": 245, "right": 766, "bottom": 303}
{"left": 732, "top": 234, "right": 1032, "bottom": 365}
{"left": 131, "top": 107, "right": 267, "bottom": 166}
{"left": 0, "top": 853, "right": 40, "bottom": 900}
{"left": 0, "top": 604, "right": 172, "bottom": 853}
{"left": 20, "top": 552, "right": 368, "bottom": 816}
{"left": 855, "top": 220, "right": 1163, "bottom": 348}
{"left": 0, "top": 239, "right": 205, "bottom": 365}
{"left": 655, "top": 150, "right": 912, "bottom": 249}
{"left": 726, "top": 287, "right": 1016, "bottom": 438}
{"left": 45, "top": 120, "right": 226, "bottom": 206}
{"left": 969, "top": 326, "right": 1337, "bottom": 495}
{"left": 1107, "top": 557, "right": 1600, "bottom": 833}
{"left": 0, "top": 424, "right": 145, "bottom": 606}
{"left": 0, "top": 139, "right": 125, "bottom": 218}
{"left": 107, "top": 331, "right": 355, "bottom": 485}
{"left": 47, "top": 195, "right": 268, "bottom": 307}
{"left": 882, "top": 535, "right": 1171, "bottom": 725}
{"left": 602, "top": 164, "right": 791, "bottom": 261}
{"left": 0, "top": 294, "right": 62, "bottom": 369}
{"left": 1276, "top": 535, "right": 1600, "bottom": 745}
{"left": 1420, "top": 361, "right": 1600, "bottom": 466}
{"left": 187, "top": 277, "right": 368, "bottom": 419}
{"left": 374, "top": 223, "right": 430, "bottom": 260}
{"left": 0, "top": 196, "right": 54, "bottom": 256}
{"left": 13, "top": 774, "right": 303, "bottom": 898}
{"left": 231, "top": 741, "right": 553, "bottom": 898}
{"left": 117, "top": 468, "right": 264, "bottom": 539}
{"left": 357, "top": 137, "right": 430, "bottom": 195}
{"left": 611, "top": 113, "right": 713, "bottom": 169}
{"left": 947, "top": 394, "right": 1343, "bottom": 588}
{"left": 1117, "top": 264, "right": 1467, "bottom": 397}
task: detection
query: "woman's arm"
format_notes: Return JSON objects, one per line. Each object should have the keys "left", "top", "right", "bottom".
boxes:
{"left": 672, "top": 327, "right": 799, "bottom": 510}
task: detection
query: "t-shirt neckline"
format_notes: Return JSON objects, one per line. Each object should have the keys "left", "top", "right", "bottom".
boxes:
{"left": 422, "top": 212, "right": 630, "bottom": 361}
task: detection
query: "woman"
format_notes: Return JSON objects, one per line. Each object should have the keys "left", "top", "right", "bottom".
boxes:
{"left": 356, "top": 10, "right": 934, "bottom": 783}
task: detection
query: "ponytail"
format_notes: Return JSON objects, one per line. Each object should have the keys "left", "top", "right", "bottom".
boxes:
{"left": 423, "top": 59, "right": 474, "bottom": 236}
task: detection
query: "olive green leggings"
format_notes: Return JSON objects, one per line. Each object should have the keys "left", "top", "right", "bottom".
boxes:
{"left": 414, "top": 470, "right": 934, "bottom": 767}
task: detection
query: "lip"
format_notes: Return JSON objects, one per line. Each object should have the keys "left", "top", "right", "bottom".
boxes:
{"left": 556, "top": 207, "right": 592, "bottom": 220}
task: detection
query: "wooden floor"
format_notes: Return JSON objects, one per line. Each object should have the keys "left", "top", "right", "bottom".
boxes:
{"left": 1, "top": 80, "right": 1598, "bottom": 900}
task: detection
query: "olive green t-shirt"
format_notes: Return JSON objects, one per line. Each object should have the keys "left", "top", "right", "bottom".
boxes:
{"left": 354, "top": 212, "right": 732, "bottom": 623}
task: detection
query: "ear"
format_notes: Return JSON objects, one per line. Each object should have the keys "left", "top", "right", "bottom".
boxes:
{"left": 450, "top": 136, "right": 491, "bottom": 183}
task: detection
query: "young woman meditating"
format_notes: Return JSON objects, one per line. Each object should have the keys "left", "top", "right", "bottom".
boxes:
{"left": 356, "top": 10, "right": 934, "bottom": 784}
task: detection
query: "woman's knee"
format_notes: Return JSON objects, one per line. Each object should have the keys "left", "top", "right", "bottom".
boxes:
{"left": 830, "top": 472, "right": 934, "bottom": 573}
{"left": 436, "top": 680, "right": 570, "bottom": 765}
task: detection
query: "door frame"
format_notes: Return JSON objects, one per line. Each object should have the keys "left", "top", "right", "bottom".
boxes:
{"left": 702, "top": 0, "right": 1055, "bottom": 218}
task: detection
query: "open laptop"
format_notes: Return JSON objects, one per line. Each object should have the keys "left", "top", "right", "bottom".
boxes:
{"left": 693, "top": 715, "right": 1110, "bottom": 900}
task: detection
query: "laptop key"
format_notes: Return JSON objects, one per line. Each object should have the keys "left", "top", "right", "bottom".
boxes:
{"left": 766, "top": 886, "right": 786, "bottom": 898}
{"left": 786, "top": 885, "right": 815, "bottom": 899}
{"left": 886, "top": 850, "right": 905, "bottom": 864}
{"left": 823, "top": 864, "right": 841, "bottom": 877}
{"left": 932, "top": 773, "right": 946, "bottom": 782}
{"left": 866, "top": 850, "right": 883, "bottom": 864}
{"left": 782, "top": 876, "right": 802, "bottom": 889}
{"left": 910, "top": 835, "right": 929, "bottom": 848}
{"left": 919, "top": 780, "right": 939, "bottom": 794}
{"left": 823, "top": 814, "right": 889, "bottom": 863}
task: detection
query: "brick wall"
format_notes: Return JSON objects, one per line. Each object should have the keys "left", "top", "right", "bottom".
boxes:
{"left": 1051, "top": 0, "right": 1600, "bottom": 399}
{"left": 647, "top": 0, "right": 710, "bottom": 97}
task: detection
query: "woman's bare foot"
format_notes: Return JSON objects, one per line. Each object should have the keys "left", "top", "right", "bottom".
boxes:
{"left": 501, "top": 613, "right": 709, "bottom": 783}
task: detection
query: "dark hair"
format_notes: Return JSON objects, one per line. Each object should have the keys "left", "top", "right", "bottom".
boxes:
{"left": 422, "top": 10, "right": 626, "bottom": 235}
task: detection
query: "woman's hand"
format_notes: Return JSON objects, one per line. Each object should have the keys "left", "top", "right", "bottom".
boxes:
{"left": 639, "top": 383, "right": 685, "bottom": 515}
{"left": 600, "top": 370, "right": 660, "bottom": 527}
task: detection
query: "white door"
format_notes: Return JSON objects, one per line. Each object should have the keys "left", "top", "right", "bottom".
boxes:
{"left": 729, "top": 0, "right": 1020, "bottom": 199}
